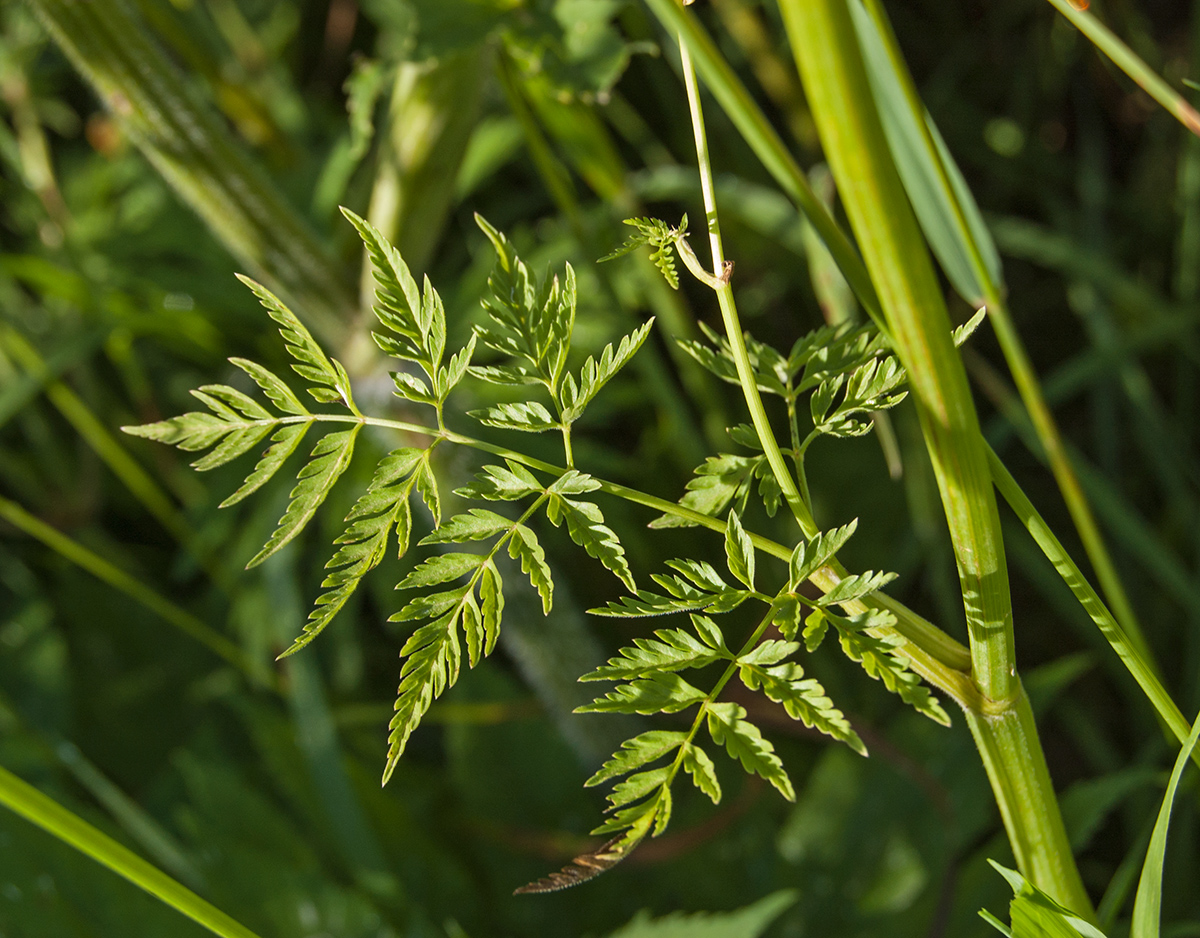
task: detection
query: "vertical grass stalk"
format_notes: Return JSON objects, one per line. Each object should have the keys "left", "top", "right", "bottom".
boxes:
{"left": 776, "top": 0, "right": 1091, "bottom": 914}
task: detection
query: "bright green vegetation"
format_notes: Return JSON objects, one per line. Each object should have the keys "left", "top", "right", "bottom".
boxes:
{"left": 2, "top": 1, "right": 1200, "bottom": 937}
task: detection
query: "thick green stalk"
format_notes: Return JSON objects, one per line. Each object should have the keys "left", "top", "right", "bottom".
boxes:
{"left": 859, "top": 0, "right": 1154, "bottom": 671}
{"left": 780, "top": 0, "right": 1013, "bottom": 700}
{"left": 778, "top": 0, "right": 1090, "bottom": 914}
{"left": 0, "top": 763, "right": 265, "bottom": 938}
{"left": 29, "top": 0, "right": 355, "bottom": 347}
{"left": 962, "top": 691, "right": 1089, "bottom": 905}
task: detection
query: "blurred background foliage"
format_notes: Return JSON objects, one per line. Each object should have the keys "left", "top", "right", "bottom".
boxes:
{"left": 0, "top": 0, "right": 1198, "bottom": 935}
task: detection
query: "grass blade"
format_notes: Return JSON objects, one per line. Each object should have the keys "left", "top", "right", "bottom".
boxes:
{"left": 1042, "top": 0, "right": 1200, "bottom": 138}
{"left": 1130, "top": 708, "right": 1200, "bottom": 938}
{"left": 0, "top": 495, "right": 261, "bottom": 682}
{"left": 987, "top": 447, "right": 1198, "bottom": 766}
{"left": 0, "top": 763, "right": 265, "bottom": 938}
{"left": 28, "top": 0, "right": 355, "bottom": 346}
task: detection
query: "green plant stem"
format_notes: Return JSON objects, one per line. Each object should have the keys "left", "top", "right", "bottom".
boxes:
{"left": 1041, "top": 0, "right": 1200, "bottom": 138}
{"left": 859, "top": 0, "right": 1155, "bottom": 674}
{"left": 677, "top": 33, "right": 812, "bottom": 538}
{"left": 0, "top": 763, "right": 265, "bottom": 938}
{"left": 0, "top": 495, "right": 264, "bottom": 684}
{"left": 987, "top": 447, "right": 1198, "bottom": 766}
{"left": 778, "top": 0, "right": 1090, "bottom": 914}
{"left": 678, "top": 29, "right": 975, "bottom": 702}
{"left": 961, "top": 689, "right": 1090, "bottom": 911}
{"left": 640, "top": 0, "right": 887, "bottom": 333}
{"left": 779, "top": 0, "right": 1013, "bottom": 702}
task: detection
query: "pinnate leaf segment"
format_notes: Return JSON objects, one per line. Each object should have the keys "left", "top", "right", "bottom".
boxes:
{"left": 124, "top": 212, "right": 967, "bottom": 893}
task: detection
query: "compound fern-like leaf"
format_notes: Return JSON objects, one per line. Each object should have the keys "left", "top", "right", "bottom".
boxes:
{"left": 247, "top": 426, "right": 361, "bottom": 568}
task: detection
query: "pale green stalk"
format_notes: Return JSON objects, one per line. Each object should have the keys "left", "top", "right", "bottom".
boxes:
{"left": 0, "top": 495, "right": 262, "bottom": 683}
{"left": 858, "top": 0, "right": 1154, "bottom": 670}
{"left": 671, "top": 32, "right": 976, "bottom": 690}
{"left": 677, "top": 35, "right": 812, "bottom": 538}
{"left": 777, "top": 0, "right": 1090, "bottom": 914}
{"left": 0, "top": 763, "right": 264, "bottom": 938}
{"left": 641, "top": 0, "right": 886, "bottom": 331}
{"left": 1042, "top": 0, "right": 1200, "bottom": 138}
{"left": 779, "top": 0, "right": 1014, "bottom": 701}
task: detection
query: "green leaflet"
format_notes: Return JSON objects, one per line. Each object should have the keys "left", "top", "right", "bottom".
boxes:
{"left": 681, "top": 744, "right": 721, "bottom": 804}
{"left": 456, "top": 460, "right": 543, "bottom": 501}
{"left": 821, "top": 609, "right": 950, "bottom": 726}
{"left": 606, "top": 767, "right": 671, "bottom": 811}
{"left": 576, "top": 672, "right": 707, "bottom": 715}
{"left": 740, "top": 661, "right": 865, "bottom": 754}
{"left": 706, "top": 702, "right": 794, "bottom": 800}
{"left": 236, "top": 275, "right": 355, "bottom": 410}
{"left": 470, "top": 216, "right": 651, "bottom": 449}
{"left": 585, "top": 731, "right": 688, "bottom": 787}
{"left": 343, "top": 207, "right": 475, "bottom": 411}
{"left": 815, "top": 570, "right": 897, "bottom": 607}
{"left": 809, "top": 355, "right": 908, "bottom": 438}
{"left": 649, "top": 451, "right": 777, "bottom": 528}
{"left": 724, "top": 509, "right": 755, "bottom": 590}
{"left": 560, "top": 319, "right": 655, "bottom": 422}
{"left": 280, "top": 447, "right": 432, "bottom": 657}
{"left": 546, "top": 491, "right": 635, "bottom": 591}
{"left": 247, "top": 426, "right": 362, "bottom": 568}
{"left": 737, "top": 640, "right": 800, "bottom": 667}
{"left": 600, "top": 216, "right": 686, "bottom": 289}
{"left": 122, "top": 278, "right": 369, "bottom": 568}
{"left": 398, "top": 552, "right": 486, "bottom": 589}
{"left": 220, "top": 424, "right": 309, "bottom": 508}
{"left": 387, "top": 612, "right": 463, "bottom": 781}
{"left": 420, "top": 508, "right": 513, "bottom": 544}
{"left": 228, "top": 358, "right": 309, "bottom": 416}
{"left": 789, "top": 520, "right": 858, "bottom": 586}
{"left": 592, "top": 563, "right": 748, "bottom": 617}
{"left": 509, "top": 522, "right": 554, "bottom": 613}
{"left": 580, "top": 621, "right": 730, "bottom": 682}
{"left": 473, "top": 213, "right": 573, "bottom": 390}
{"left": 470, "top": 400, "right": 559, "bottom": 432}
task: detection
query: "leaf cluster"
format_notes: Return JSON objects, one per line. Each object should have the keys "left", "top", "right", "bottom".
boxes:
{"left": 470, "top": 215, "right": 653, "bottom": 444}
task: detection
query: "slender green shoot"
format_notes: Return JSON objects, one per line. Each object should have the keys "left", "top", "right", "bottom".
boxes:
{"left": 1042, "top": 0, "right": 1200, "bottom": 138}
{"left": 1130, "top": 707, "right": 1200, "bottom": 938}
{"left": 0, "top": 763, "right": 265, "bottom": 938}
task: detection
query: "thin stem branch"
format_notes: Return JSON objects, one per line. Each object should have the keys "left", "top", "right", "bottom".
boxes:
{"left": 678, "top": 32, "right": 814, "bottom": 538}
